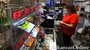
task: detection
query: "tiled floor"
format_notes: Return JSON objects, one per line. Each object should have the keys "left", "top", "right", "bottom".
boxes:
{"left": 0, "top": 29, "right": 11, "bottom": 49}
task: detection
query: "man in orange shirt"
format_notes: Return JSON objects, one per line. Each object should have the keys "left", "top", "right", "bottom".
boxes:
{"left": 60, "top": 4, "right": 79, "bottom": 46}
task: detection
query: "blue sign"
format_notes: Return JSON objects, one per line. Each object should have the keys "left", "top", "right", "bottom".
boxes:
{"left": 50, "top": 0, "right": 54, "bottom": 6}
{"left": 45, "top": 0, "right": 54, "bottom": 7}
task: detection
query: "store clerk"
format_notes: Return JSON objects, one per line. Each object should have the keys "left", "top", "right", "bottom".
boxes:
{"left": 59, "top": 4, "right": 79, "bottom": 46}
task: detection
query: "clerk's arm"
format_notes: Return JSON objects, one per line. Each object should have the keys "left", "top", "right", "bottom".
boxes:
{"left": 60, "top": 14, "right": 78, "bottom": 28}
{"left": 60, "top": 21, "right": 76, "bottom": 28}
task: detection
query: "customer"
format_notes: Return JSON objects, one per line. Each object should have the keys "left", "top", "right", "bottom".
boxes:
{"left": 60, "top": 4, "right": 79, "bottom": 46}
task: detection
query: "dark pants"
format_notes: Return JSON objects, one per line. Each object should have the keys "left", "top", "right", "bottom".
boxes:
{"left": 63, "top": 33, "right": 73, "bottom": 47}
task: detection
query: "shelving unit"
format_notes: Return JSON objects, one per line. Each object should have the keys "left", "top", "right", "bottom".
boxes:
{"left": 10, "top": 5, "right": 42, "bottom": 50}
{"left": 0, "top": 0, "right": 42, "bottom": 50}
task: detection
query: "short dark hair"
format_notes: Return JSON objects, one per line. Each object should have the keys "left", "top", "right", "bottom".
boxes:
{"left": 65, "top": 4, "right": 76, "bottom": 13}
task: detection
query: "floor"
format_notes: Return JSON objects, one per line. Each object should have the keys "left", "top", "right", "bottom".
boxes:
{"left": 0, "top": 29, "right": 11, "bottom": 49}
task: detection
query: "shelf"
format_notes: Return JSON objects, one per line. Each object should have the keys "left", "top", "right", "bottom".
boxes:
{"left": 19, "top": 44, "right": 30, "bottom": 50}
{"left": 19, "top": 44, "right": 25, "bottom": 50}
{"left": 13, "top": 20, "right": 35, "bottom": 33}
{"left": 19, "top": 26, "right": 40, "bottom": 50}
{"left": 6, "top": 1, "right": 43, "bottom": 50}
{"left": 13, "top": 17, "right": 27, "bottom": 25}
{"left": 19, "top": 36, "right": 30, "bottom": 50}
{"left": 19, "top": 36, "right": 35, "bottom": 50}
{"left": 31, "top": 28, "right": 38, "bottom": 38}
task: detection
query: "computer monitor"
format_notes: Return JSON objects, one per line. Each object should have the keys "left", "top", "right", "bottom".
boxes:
{"left": 80, "top": 7, "right": 85, "bottom": 11}
{"left": 40, "top": 19, "right": 54, "bottom": 28}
